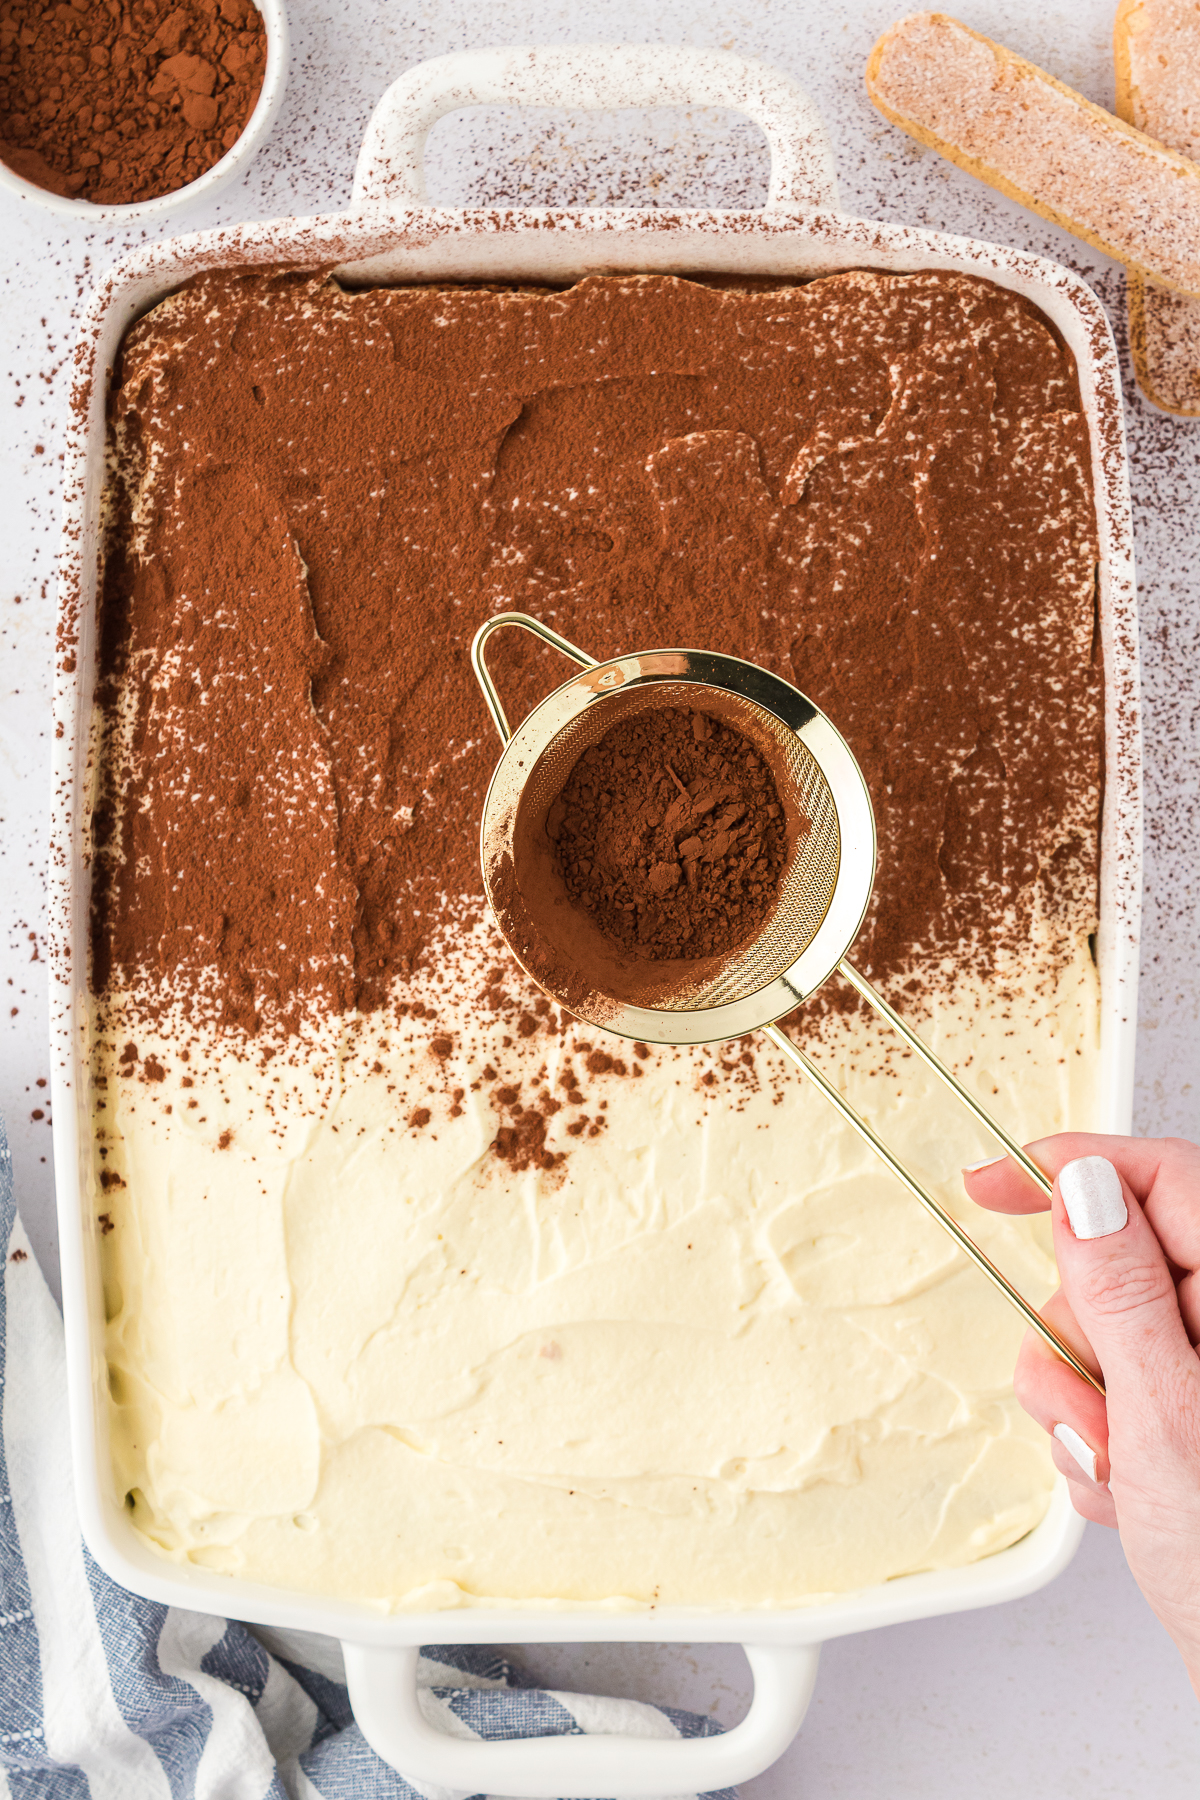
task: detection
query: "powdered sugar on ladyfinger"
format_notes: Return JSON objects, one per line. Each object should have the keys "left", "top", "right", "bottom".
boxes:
{"left": 1115, "top": 0, "right": 1200, "bottom": 415}
{"left": 866, "top": 11, "right": 1200, "bottom": 299}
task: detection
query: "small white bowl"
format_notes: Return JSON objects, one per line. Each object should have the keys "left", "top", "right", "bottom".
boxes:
{"left": 0, "top": 0, "right": 288, "bottom": 224}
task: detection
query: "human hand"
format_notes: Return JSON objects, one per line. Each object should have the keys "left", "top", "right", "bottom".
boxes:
{"left": 964, "top": 1135, "right": 1200, "bottom": 1696}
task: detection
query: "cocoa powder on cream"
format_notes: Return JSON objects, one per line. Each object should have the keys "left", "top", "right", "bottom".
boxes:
{"left": 91, "top": 270, "right": 1102, "bottom": 1041}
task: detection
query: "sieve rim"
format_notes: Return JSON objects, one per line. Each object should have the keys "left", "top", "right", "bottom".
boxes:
{"left": 478, "top": 646, "right": 877, "bottom": 1046}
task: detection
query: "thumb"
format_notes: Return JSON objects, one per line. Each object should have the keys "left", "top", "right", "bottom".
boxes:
{"left": 1055, "top": 1155, "right": 1195, "bottom": 1402}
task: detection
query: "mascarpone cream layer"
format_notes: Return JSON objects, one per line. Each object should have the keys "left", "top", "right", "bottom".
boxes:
{"left": 92, "top": 922, "right": 1098, "bottom": 1611}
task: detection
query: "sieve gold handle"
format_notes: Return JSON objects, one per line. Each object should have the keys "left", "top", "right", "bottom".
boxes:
{"left": 762, "top": 1023, "right": 1106, "bottom": 1398}
{"left": 837, "top": 960, "right": 1054, "bottom": 1200}
{"left": 471, "top": 612, "right": 598, "bottom": 746}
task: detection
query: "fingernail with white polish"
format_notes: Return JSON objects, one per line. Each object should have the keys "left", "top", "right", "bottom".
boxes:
{"left": 1059, "top": 1156, "right": 1127, "bottom": 1239}
{"left": 963, "top": 1154, "right": 1006, "bottom": 1173}
{"left": 1054, "top": 1421, "right": 1099, "bottom": 1484}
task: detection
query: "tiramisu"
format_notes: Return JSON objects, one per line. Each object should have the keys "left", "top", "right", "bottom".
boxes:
{"left": 88, "top": 269, "right": 1102, "bottom": 1609}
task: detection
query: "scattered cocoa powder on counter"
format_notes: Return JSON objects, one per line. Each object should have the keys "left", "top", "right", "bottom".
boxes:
{"left": 0, "top": 0, "right": 267, "bottom": 204}
{"left": 551, "top": 707, "right": 787, "bottom": 958}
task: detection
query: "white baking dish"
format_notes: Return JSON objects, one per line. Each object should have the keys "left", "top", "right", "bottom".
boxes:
{"left": 49, "top": 45, "right": 1141, "bottom": 1798}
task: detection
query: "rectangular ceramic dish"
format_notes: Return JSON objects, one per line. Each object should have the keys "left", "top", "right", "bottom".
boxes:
{"left": 49, "top": 46, "right": 1141, "bottom": 1797}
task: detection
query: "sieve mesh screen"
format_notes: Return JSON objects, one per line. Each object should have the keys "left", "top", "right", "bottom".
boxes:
{"left": 516, "top": 681, "right": 841, "bottom": 1011}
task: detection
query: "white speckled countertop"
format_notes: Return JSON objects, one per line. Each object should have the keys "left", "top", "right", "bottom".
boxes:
{"left": 1, "top": 0, "right": 1197, "bottom": 1789}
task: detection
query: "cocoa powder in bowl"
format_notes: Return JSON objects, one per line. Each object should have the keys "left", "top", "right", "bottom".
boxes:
{"left": 551, "top": 706, "right": 787, "bottom": 959}
{"left": 0, "top": 0, "right": 267, "bottom": 205}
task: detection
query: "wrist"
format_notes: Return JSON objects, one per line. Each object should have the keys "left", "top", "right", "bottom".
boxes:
{"left": 1187, "top": 1658, "right": 1200, "bottom": 1708}
{"left": 1162, "top": 1622, "right": 1200, "bottom": 1701}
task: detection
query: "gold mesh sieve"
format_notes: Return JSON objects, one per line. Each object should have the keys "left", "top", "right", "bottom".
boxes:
{"left": 472, "top": 613, "right": 1103, "bottom": 1397}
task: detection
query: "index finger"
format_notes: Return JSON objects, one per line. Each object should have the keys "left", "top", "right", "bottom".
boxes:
{"left": 965, "top": 1133, "right": 1200, "bottom": 1275}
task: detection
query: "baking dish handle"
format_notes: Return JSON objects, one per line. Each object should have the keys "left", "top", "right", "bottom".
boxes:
{"left": 352, "top": 44, "right": 839, "bottom": 214}
{"left": 342, "top": 1639, "right": 820, "bottom": 1797}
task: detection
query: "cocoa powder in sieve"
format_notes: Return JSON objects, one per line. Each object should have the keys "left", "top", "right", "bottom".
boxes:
{"left": 550, "top": 707, "right": 787, "bottom": 959}
{"left": 0, "top": 0, "right": 267, "bottom": 204}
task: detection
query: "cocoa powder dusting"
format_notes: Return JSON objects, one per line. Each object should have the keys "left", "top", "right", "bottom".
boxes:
{"left": 91, "top": 270, "right": 1102, "bottom": 1046}
{"left": 0, "top": 0, "right": 267, "bottom": 204}
{"left": 551, "top": 707, "right": 787, "bottom": 959}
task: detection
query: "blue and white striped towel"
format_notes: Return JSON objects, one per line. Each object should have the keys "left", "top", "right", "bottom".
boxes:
{"left": 0, "top": 1119, "right": 734, "bottom": 1799}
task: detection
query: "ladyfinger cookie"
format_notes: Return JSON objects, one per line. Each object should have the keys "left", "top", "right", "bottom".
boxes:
{"left": 866, "top": 11, "right": 1200, "bottom": 298}
{"left": 1115, "top": 0, "right": 1200, "bottom": 415}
